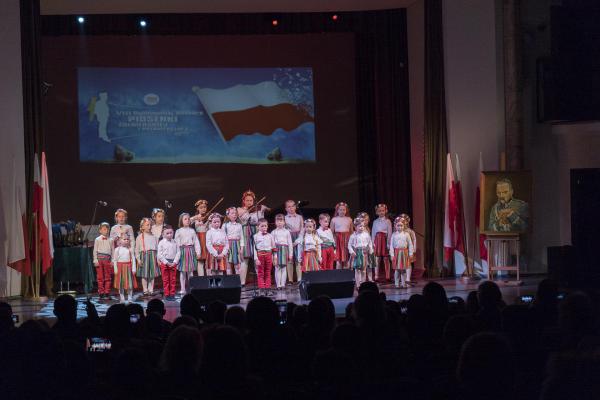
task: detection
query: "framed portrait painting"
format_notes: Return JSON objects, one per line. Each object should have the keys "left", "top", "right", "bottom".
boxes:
{"left": 480, "top": 171, "right": 532, "bottom": 234}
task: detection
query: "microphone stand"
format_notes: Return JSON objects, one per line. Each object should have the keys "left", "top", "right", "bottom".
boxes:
{"left": 83, "top": 202, "right": 100, "bottom": 247}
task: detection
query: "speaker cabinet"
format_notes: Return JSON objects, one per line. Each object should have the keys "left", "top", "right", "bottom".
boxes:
{"left": 189, "top": 275, "right": 241, "bottom": 305}
{"left": 299, "top": 269, "right": 355, "bottom": 301}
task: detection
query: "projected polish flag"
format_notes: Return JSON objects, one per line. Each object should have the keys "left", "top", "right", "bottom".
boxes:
{"left": 192, "top": 81, "right": 313, "bottom": 142}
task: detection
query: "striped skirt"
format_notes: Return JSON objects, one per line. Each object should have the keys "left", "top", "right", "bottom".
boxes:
{"left": 196, "top": 232, "right": 208, "bottom": 261}
{"left": 349, "top": 247, "right": 370, "bottom": 270}
{"left": 241, "top": 224, "right": 256, "bottom": 259}
{"left": 178, "top": 245, "right": 198, "bottom": 273}
{"left": 207, "top": 244, "right": 227, "bottom": 271}
{"left": 335, "top": 232, "right": 351, "bottom": 262}
{"left": 374, "top": 232, "right": 389, "bottom": 257}
{"left": 137, "top": 249, "right": 160, "bottom": 279}
{"left": 227, "top": 239, "right": 243, "bottom": 265}
{"left": 301, "top": 250, "right": 320, "bottom": 272}
{"left": 114, "top": 262, "right": 137, "bottom": 290}
{"left": 274, "top": 244, "right": 290, "bottom": 266}
{"left": 392, "top": 248, "right": 410, "bottom": 270}
{"left": 290, "top": 231, "right": 300, "bottom": 261}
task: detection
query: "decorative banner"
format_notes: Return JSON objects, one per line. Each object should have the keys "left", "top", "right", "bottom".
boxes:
{"left": 78, "top": 67, "right": 315, "bottom": 164}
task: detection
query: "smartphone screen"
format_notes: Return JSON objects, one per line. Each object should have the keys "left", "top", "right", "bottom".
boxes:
{"left": 520, "top": 295, "right": 534, "bottom": 303}
{"left": 11, "top": 314, "right": 19, "bottom": 324}
{"left": 86, "top": 337, "right": 112, "bottom": 352}
{"left": 130, "top": 314, "right": 140, "bottom": 323}
{"left": 275, "top": 300, "right": 287, "bottom": 325}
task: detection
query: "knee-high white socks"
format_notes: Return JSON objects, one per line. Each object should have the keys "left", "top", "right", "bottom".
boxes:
{"left": 394, "top": 270, "right": 406, "bottom": 287}
{"left": 275, "top": 266, "right": 287, "bottom": 288}
{"left": 286, "top": 262, "right": 302, "bottom": 282}
{"left": 180, "top": 272, "right": 189, "bottom": 294}
{"left": 355, "top": 269, "right": 365, "bottom": 288}
{"left": 406, "top": 267, "right": 412, "bottom": 283}
{"left": 197, "top": 261, "right": 205, "bottom": 277}
{"left": 119, "top": 288, "right": 133, "bottom": 302}
{"left": 240, "top": 259, "right": 248, "bottom": 285}
{"left": 141, "top": 278, "right": 154, "bottom": 294}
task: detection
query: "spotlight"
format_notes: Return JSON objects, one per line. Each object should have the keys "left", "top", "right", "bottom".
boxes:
{"left": 272, "top": 19, "right": 278, "bottom": 26}
{"left": 140, "top": 19, "right": 147, "bottom": 27}
{"left": 332, "top": 14, "right": 338, "bottom": 21}
{"left": 77, "top": 16, "right": 85, "bottom": 24}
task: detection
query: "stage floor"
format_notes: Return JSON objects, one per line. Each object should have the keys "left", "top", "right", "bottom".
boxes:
{"left": 5, "top": 276, "right": 545, "bottom": 326}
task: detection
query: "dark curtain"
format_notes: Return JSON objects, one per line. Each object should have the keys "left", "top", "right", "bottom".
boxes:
{"left": 424, "top": 0, "right": 448, "bottom": 277}
{"left": 20, "top": 0, "right": 53, "bottom": 296}
{"left": 41, "top": 10, "right": 412, "bottom": 217}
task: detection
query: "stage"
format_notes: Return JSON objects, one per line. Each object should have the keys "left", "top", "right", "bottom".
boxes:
{"left": 5, "top": 276, "right": 545, "bottom": 325}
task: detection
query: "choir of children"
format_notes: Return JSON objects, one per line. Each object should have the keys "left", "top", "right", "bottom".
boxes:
{"left": 93, "top": 197, "right": 416, "bottom": 302}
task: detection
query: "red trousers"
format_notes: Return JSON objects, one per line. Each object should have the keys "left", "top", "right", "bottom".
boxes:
{"left": 256, "top": 251, "right": 273, "bottom": 289}
{"left": 95, "top": 258, "right": 113, "bottom": 294}
{"left": 160, "top": 263, "right": 177, "bottom": 296}
{"left": 320, "top": 246, "right": 335, "bottom": 270}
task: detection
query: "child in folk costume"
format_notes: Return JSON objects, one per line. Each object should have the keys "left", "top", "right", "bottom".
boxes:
{"left": 151, "top": 208, "right": 166, "bottom": 240}
{"left": 135, "top": 217, "right": 160, "bottom": 297}
{"left": 389, "top": 217, "right": 415, "bottom": 288}
{"left": 331, "top": 202, "right": 353, "bottom": 269}
{"left": 253, "top": 218, "right": 276, "bottom": 294}
{"left": 356, "top": 211, "right": 377, "bottom": 281}
{"left": 110, "top": 208, "right": 135, "bottom": 245}
{"left": 284, "top": 200, "right": 304, "bottom": 283}
{"left": 175, "top": 213, "right": 202, "bottom": 295}
{"left": 157, "top": 225, "right": 180, "bottom": 301}
{"left": 372, "top": 204, "right": 393, "bottom": 281}
{"left": 295, "top": 219, "right": 322, "bottom": 275}
{"left": 223, "top": 207, "right": 245, "bottom": 278}
{"left": 398, "top": 213, "right": 417, "bottom": 285}
{"left": 113, "top": 235, "right": 137, "bottom": 302}
{"left": 190, "top": 199, "right": 209, "bottom": 277}
{"left": 348, "top": 217, "right": 374, "bottom": 287}
{"left": 206, "top": 213, "right": 230, "bottom": 275}
{"left": 317, "top": 213, "right": 336, "bottom": 270}
{"left": 93, "top": 222, "right": 113, "bottom": 299}
{"left": 238, "top": 190, "right": 269, "bottom": 286}
{"left": 272, "top": 214, "right": 293, "bottom": 290}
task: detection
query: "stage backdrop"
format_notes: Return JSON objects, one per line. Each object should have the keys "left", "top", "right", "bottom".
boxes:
{"left": 42, "top": 33, "right": 358, "bottom": 222}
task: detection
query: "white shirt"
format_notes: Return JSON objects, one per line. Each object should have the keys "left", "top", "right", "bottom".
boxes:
{"left": 253, "top": 232, "right": 275, "bottom": 261}
{"left": 110, "top": 224, "right": 134, "bottom": 242}
{"left": 175, "top": 226, "right": 202, "bottom": 256}
{"left": 272, "top": 227, "right": 293, "bottom": 253}
{"left": 193, "top": 216, "right": 209, "bottom": 233}
{"left": 112, "top": 245, "right": 136, "bottom": 271}
{"left": 407, "top": 228, "right": 417, "bottom": 252}
{"left": 157, "top": 238, "right": 181, "bottom": 265}
{"left": 284, "top": 214, "right": 304, "bottom": 233}
{"left": 206, "top": 228, "right": 229, "bottom": 257}
{"left": 135, "top": 232, "right": 158, "bottom": 261}
{"left": 151, "top": 224, "right": 164, "bottom": 240}
{"left": 317, "top": 227, "right": 335, "bottom": 247}
{"left": 389, "top": 231, "right": 414, "bottom": 257}
{"left": 331, "top": 216, "right": 353, "bottom": 233}
{"left": 238, "top": 206, "right": 266, "bottom": 226}
{"left": 93, "top": 235, "right": 113, "bottom": 263}
{"left": 348, "top": 231, "right": 374, "bottom": 255}
{"left": 223, "top": 221, "right": 243, "bottom": 240}
{"left": 371, "top": 217, "right": 393, "bottom": 244}
{"left": 295, "top": 232, "right": 322, "bottom": 252}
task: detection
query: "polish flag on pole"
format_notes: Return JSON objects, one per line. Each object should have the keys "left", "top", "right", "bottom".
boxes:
{"left": 192, "top": 81, "right": 313, "bottom": 142}
{"left": 443, "top": 154, "right": 456, "bottom": 273}
{"left": 474, "top": 152, "right": 488, "bottom": 276}
{"left": 33, "top": 153, "right": 54, "bottom": 273}
{"left": 454, "top": 154, "right": 468, "bottom": 276}
{"left": 6, "top": 157, "right": 30, "bottom": 275}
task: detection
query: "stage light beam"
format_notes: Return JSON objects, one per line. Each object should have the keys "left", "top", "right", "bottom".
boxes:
{"left": 332, "top": 14, "right": 338, "bottom": 21}
{"left": 77, "top": 16, "right": 85, "bottom": 24}
{"left": 272, "top": 19, "right": 278, "bottom": 26}
{"left": 140, "top": 19, "right": 147, "bottom": 27}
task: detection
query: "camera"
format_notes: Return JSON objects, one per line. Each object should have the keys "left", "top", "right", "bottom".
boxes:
{"left": 275, "top": 300, "right": 287, "bottom": 325}
{"left": 87, "top": 337, "right": 112, "bottom": 352}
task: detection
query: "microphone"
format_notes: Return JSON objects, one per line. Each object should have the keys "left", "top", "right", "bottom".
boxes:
{"left": 164, "top": 200, "right": 173, "bottom": 209}
{"left": 296, "top": 200, "right": 310, "bottom": 208}
{"left": 97, "top": 200, "right": 108, "bottom": 206}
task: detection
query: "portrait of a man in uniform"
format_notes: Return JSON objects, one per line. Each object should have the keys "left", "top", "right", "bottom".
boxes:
{"left": 481, "top": 172, "right": 531, "bottom": 234}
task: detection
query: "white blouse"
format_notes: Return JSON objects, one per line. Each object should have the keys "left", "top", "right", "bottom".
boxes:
{"left": 348, "top": 231, "right": 374, "bottom": 254}
{"left": 174, "top": 227, "right": 202, "bottom": 256}
{"left": 135, "top": 232, "right": 158, "bottom": 261}
{"left": 110, "top": 224, "right": 135, "bottom": 242}
{"left": 157, "top": 239, "right": 181, "bottom": 265}
{"left": 112, "top": 246, "right": 136, "bottom": 270}
{"left": 285, "top": 214, "right": 304, "bottom": 233}
{"left": 389, "top": 231, "right": 415, "bottom": 257}
{"left": 206, "top": 228, "right": 229, "bottom": 256}
{"left": 331, "top": 216, "right": 353, "bottom": 233}
{"left": 272, "top": 228, "right": 293, "bottom": 253}
{"left": 224, "top": 221, "right": 243, "bottom": 240}
{"left": 238, "top": 206, "right": 266, "bottom": 226}
{"left": 151, "top": 224, "right": 164, "bottom": 240}
{"left": 295, "top": 232, "right": 322, "bottom": 252}
{"left": 371, "top": 217, "right": 393, "bottom": 244}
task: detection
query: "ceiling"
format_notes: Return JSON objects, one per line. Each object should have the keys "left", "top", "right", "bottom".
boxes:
{"left": 41, "top": 0, "right": 418, "bottom": 15}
